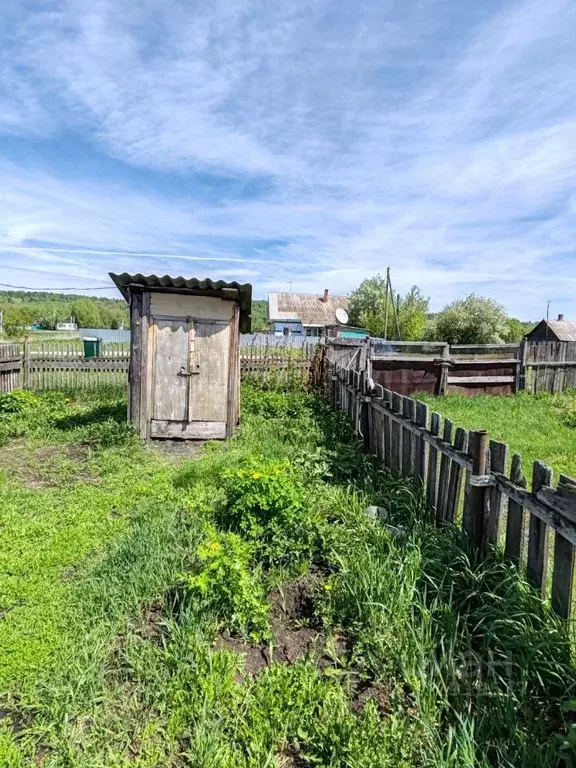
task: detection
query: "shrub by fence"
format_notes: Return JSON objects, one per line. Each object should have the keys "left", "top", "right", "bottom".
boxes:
{"left": 328, "top": 360, "right": 576, "bottom": 620}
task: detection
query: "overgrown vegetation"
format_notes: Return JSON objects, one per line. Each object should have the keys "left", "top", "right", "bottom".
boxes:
{"left": 0, "top": 380, "right": 575, "bottom": 766}
{"left": 418, "top": 390, "right": 576, "bottom": 481}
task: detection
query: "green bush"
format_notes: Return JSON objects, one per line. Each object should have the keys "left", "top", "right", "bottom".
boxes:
{"left": 222, "top": 458, "right": 324, "bottom": 567}
{"left": 179, "top": 530, "right": 270, "bottom": 641}
{"left": 0, "top": 389, "right": 40, "bottom": 415}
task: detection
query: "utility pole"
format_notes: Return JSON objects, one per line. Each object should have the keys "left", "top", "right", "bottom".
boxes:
{"left": 384, "top": 267, "right": 390, "bottom": 340}
{"left": 387, "top": 269, "right": 401, "bottom": 340}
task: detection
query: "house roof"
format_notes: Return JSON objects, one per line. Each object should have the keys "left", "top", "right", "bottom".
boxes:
{"left": 268, "top": 291, "right": 349, "bottom": 327}
{"left": 109, "top": 273, "right": 252, "bottom": 333}
{"left": 544, "top": 320, "right": 576, "bottom": 342}
{"left": 527, "top": 319, "right": 576, "bottom": 342}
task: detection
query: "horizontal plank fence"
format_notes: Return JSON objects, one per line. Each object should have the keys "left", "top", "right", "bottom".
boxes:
{"left": 370, "top": 340, "right": 521, "bottom": 397}
{"left": 328, "top": 359, "right": 576, "bottom": 620}
{"left": 370, "top": 338, "right": 576, "bottom": 396}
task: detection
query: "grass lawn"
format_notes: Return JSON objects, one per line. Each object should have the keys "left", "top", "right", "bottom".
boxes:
{"left": 0, "top": 384, "right": 575, "bottom": 766}
{"left": 417, "top": 391, "right": 576, "bottom": 483}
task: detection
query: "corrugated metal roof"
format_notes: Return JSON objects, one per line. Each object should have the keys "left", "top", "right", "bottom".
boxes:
{"left": 268, "top": 291, "right": 349, "bottom": 327}
{"left": 546, "top": 320, "right": 576, "bottom": 342}
{"left": 109, "top": 273, "right": 252, "bottom": 333}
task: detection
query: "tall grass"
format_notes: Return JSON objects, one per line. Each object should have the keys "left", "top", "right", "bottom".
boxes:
{"left": 418, "top": 390, "right": 576, "bottom": 482}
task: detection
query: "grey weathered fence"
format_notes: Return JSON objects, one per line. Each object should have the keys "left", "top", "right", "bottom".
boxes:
{"left": 0, "top": 340, "right": 318, "bottom": 391}
{"left": 523, "top": 340, "right": 576, "bottom": 393}
{"left": 328, "top": 360, "right": 576, "bottom": 620}
{"left": 0, "top": 344, "right": 21, "bottom": 392}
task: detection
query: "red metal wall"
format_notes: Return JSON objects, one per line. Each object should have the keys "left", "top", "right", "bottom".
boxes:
{"left": 372, "top": 359, "right": 517, "bottom": 397}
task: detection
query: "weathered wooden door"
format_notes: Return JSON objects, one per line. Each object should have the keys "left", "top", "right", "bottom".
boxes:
{"left": 150, "top": 317, "right": 231, "bottom": 439}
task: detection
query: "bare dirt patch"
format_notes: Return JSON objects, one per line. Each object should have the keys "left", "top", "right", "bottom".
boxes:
{"left": 215, "top": 573, "right": 347, "bottom": 681}
{"left": 0, "top": 441, "right": 95, "bottom": 487}
{"left": 277, "top": 745, "right": 310, "bottom": 767}
{"left": 350, "top": 681, "right": 392, "bottom": 716}
{"left": 147, "top": 440, "right": 205, "bottom": 462}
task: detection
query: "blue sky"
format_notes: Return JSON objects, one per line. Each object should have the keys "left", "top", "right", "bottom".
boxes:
{"left": 1, "top": 0, "right": 575, "bottom": 318}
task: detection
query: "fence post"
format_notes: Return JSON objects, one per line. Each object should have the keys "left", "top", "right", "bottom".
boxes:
{"left": 358, "top": 371, "right": 370, "bottom": 449}
{"left": 439, "top": 344, "right": 450, "bottom": 395}
{"left": 468, "top": 430, "right": 489, "bottom": 549}
{"left": 527, "top": 461, "right": 553, "bottom": 593}
{"left": 22, "top": 339, "right": 30, "bottom": 389}
{"left": 518, "top": 337, "right": 528, "bottom": 392}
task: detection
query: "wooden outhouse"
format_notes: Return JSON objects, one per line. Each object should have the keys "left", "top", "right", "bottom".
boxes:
{"left": 110, "top": 273, "right": 252, "bottom": 440}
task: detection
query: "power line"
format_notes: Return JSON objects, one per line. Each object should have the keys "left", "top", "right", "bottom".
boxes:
{"left": 0, "top": 282, "right": 113, "bottom": 292}
{"left": 2, "top": 245, "right": 277, "bottom": 265}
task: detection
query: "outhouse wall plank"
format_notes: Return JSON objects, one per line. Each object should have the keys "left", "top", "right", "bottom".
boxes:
{"left": 150, "top": 293, "right": 234, "bottom": 320}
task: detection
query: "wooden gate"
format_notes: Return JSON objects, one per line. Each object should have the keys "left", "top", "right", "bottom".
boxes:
{"left": 149, "top": 316, "right": 232, "bottom": 439}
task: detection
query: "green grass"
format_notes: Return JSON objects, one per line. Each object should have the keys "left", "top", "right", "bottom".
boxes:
{"left": 0, "top": 382, "right": 575, "bottom": 766}
{"left": 0, "top": 388, "right": 178, "bottom": 690}
{"left": 417, "top": 391, "right": 576, "bottom": 482}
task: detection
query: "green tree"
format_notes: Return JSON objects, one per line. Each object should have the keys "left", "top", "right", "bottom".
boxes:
{"left": 503, "top": 317, "right": 527, "bottom": 343}
{"left": 397, "top": 286, "right": 430, "bottom": 341}
{"left": 348, "top": 275, "right": 387, "bottom": 337}
{"left": 0, "top": 307, "right": 31, "bottom": 338}
{"left": 70, "top": 298, "right": 103, "bottom": 328}
{"left": 251, "top": 300, "right": 268, "bottom": 332}
{"left": 348, "top": 276, "right": 429, "bottom": 340}
{"left": 433, "top": 295, "right": 511, "bottom": 344}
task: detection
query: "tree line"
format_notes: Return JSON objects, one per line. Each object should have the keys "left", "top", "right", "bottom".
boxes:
{"left": 0, "top": 293, "right": 129, "bottom": 337}
{"left": 0, "top": 285, "right": 535, "bottom": 343}
{"left": 348, "top": 275, "right": 534, "bottom": 344}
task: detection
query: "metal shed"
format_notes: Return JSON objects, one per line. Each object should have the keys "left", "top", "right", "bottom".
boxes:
{"left": 110, "top": 273, "right": 252, "bottom": 440}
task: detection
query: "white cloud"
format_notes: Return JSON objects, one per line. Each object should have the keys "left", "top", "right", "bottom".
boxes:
{"left": 0, "top": 0, "right": 575, "bottom": 317}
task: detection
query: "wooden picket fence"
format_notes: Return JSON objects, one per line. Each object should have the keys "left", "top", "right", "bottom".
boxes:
{"left": 523, "top": 340, "right": 576, "bottom": 393}
{"left": 328, "top": 361, "right": 576, "bottom": 620}
{"left": 0, "top": 340, "right": 318, "bottom": 392}
{"left": 0, "top": 344, "right": 22, "bottom": 392}
{"left": 24, "top": 342, "right": 130, "bottom": 391}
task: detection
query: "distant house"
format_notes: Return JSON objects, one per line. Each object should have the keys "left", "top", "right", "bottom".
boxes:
{"left": 268, "top": 289, "right": 350, "bottom": 337}
{"left": 525, "top": 315, "right": 576, "bottom": 342}
{"left": 56, "top": 322, "right": 78, "bottom": 331}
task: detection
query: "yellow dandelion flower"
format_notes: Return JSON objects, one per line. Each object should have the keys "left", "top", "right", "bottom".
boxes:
{"left": 251, "top": 472, "right": 263, "bottom": 479}
{"left": 209, "top": 541, "right": 222, "bottom": 552}
{"left": 323, "top": 583, "right": 333, "bottom": 591}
